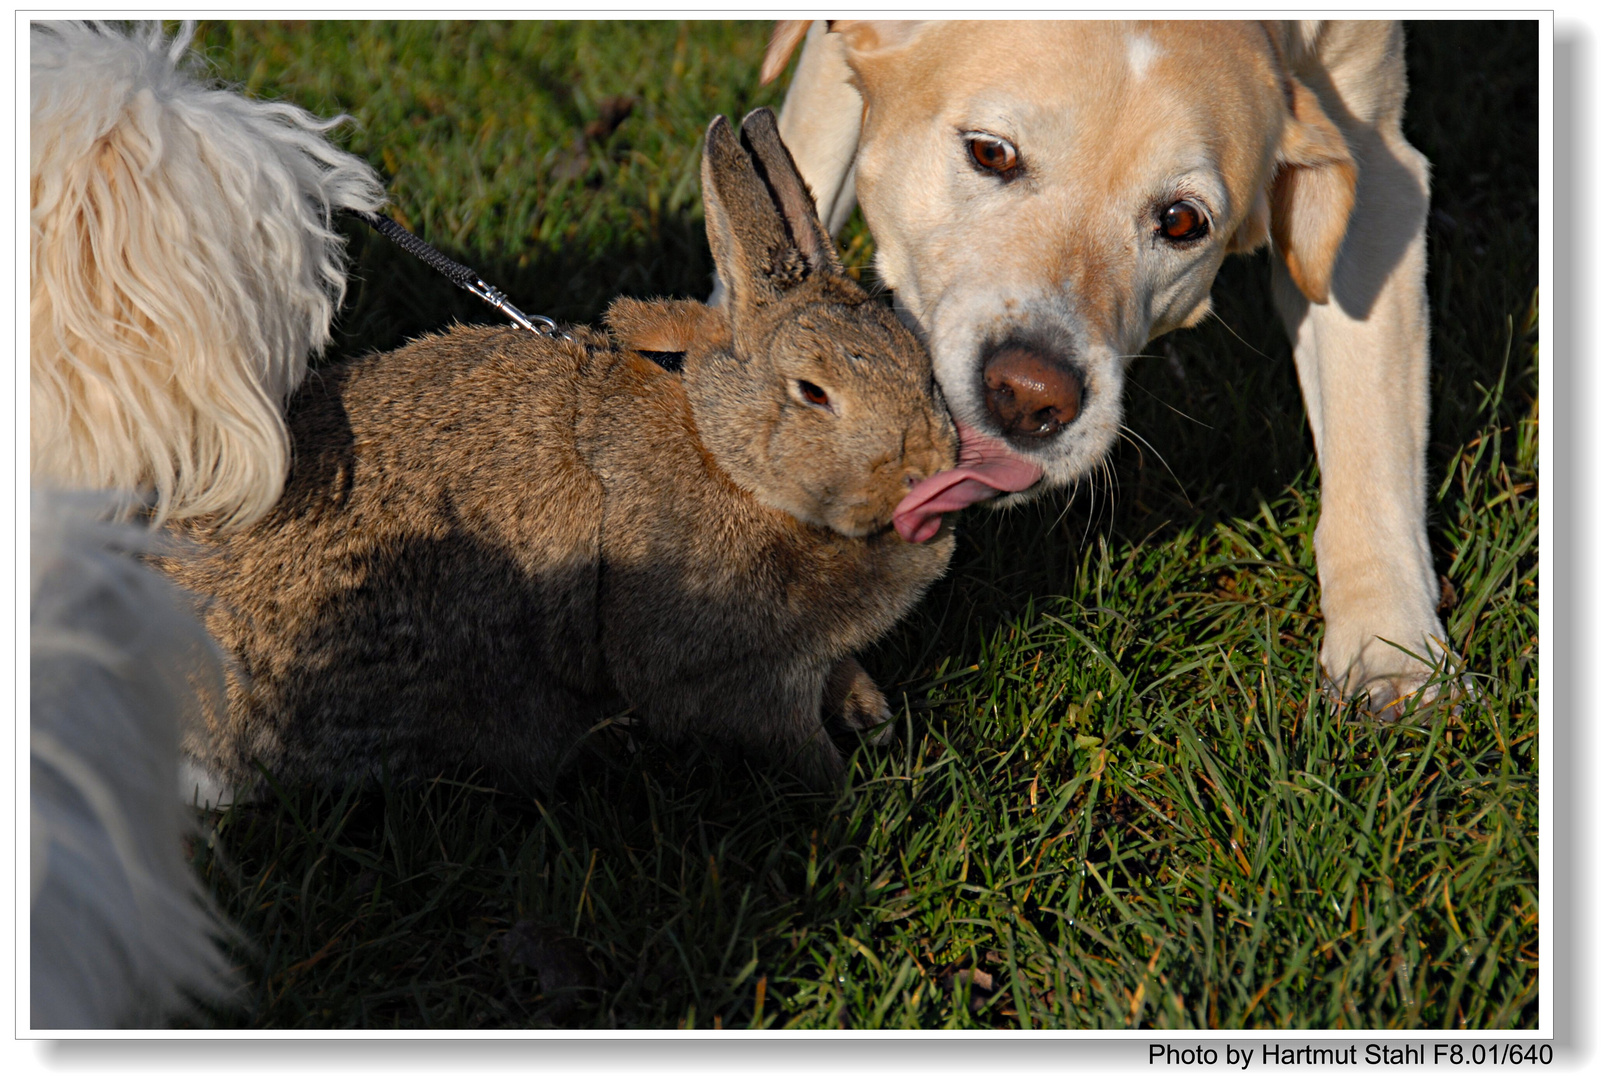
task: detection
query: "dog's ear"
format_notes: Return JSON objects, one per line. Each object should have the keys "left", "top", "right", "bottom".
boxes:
{"left": 831, "top": 20, "right": 928, "bottom": 62}
{"left": 761, "top": 20, "right": 813, "bottom": 84}
{"left": 702, "top": 112, "right": 840, "bottom": 318}
{"left": 831, "top": 22, "right": 931, "bottom": 127}
{"left": 1269, "top": 77, "right": 1358, "bottom": 305}
{"left": 763, "top": 19, "right": 928, "bottom": 85}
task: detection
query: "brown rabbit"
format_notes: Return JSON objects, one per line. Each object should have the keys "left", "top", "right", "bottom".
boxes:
{"left": 164, "top": 109, "right": 956, "bottom": 796}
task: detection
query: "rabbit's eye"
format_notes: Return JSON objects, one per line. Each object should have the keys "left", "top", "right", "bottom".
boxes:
{"left": 796, "top": 380, "right": 833, "bottom": 410}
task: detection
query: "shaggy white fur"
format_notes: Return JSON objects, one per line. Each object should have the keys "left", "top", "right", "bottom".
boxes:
{"left": 30, "top": 20, "right": 384, "bottom": 527}
{"left": 30, "top": 490, "right": 234, "bottom": 1028}
{"left": 28, "top": 20, "right": 387, "bottom": 1027}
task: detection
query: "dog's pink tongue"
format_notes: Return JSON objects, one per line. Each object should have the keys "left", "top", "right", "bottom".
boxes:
{"left": 893, "top": 423, "right": 1043, "bottom": 543}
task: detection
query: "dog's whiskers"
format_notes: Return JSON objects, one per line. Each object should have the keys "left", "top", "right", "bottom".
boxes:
{"left": 1101, "top": 453, "right": 1119, "bottom": 541}
{"left": 1129, "top": 380, "right": 1214, "bottom": 429}
{"left": 1119, "top": 423, "right": 1190, "bottom": 506}
{"left": 1049, "top": 469, "right": 1083, "bottom": 532}
{"left": 1207, "top": 309, "right": 1276, "bottom": 363}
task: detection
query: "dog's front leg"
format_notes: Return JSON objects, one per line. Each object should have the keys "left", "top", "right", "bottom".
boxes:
{"left": 1272, "top": 61, "right": 1450, "bottom": 714}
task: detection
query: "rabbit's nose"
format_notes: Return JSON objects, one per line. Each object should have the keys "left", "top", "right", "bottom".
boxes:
{"left": 982, "top": 344, "right": 1082, "bottom": 440}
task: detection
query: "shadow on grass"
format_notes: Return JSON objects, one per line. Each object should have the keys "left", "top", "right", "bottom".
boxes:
{"left": 197, "top": 744, "right": 852, "bottom": 1028}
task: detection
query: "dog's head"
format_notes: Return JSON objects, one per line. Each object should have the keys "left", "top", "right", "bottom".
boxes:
{"left": 769, "top": 20, "right": 1357, "bottom": 522}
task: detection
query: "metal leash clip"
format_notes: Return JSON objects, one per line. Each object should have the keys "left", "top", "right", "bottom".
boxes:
{"left": 464, "top": 278, "right": 568, "bottom": 340}
{"left": 350, "top": 209, "right": 571, "bottom": 342}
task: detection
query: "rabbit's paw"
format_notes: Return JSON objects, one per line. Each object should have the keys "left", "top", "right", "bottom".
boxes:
{"left": 794, "top": 727, "right": 848, "bottom": 790}
{"left": 825, "top": 658, "right": 894, "bottom": 745}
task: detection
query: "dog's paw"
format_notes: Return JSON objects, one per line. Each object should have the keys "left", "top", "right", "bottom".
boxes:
{"left": 1348, "top": 669, "right": 1474, "bottom": 721}
{"left": 1322, "top": 634, "right": 1471, "bottom": 721}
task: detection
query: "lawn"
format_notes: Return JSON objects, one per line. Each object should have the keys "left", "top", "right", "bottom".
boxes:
{"left": 182, "top": 20, "right": 1539, "bottom": 1029}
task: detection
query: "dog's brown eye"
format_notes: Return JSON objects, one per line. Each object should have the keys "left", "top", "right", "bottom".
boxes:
{"left": 797, "top": 380, "right": 831, "bottom": 408}
{"left": 1159, "top": 201, "right": 1208, "bottom": 242}
{"left": 967, "top": 134, "right": 1021, "bottom": 177}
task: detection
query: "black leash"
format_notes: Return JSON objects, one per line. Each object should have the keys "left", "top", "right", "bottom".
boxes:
{"left": 349, "top": 208, "right": 691, "bottom": 372}
{"left": 349, "top": 209, "right": 570, "bottom": 341}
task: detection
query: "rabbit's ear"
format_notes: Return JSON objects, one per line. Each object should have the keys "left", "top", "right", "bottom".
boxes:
{"left": 738, "top": 108, "right": 840, "bottom": 276}
{"left": 702, "top": 112, "right": 839, "bottom": 317}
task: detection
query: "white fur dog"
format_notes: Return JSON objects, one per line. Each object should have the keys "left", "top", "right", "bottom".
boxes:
{"left": 765, "top": 21, "right": 1450, "bottom": 713}
{"left": 30, "top": 491, "right": 234, "bottom": 1029}
{"left": 31, "top": 20, "right": 384, "bottom": 526}
{"left": 28, "top": 20, "right": 383, "bottom": 1027}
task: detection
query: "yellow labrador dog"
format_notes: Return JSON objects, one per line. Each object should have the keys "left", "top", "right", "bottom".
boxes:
{"left": 763, "top": 20, "right": 1449, "bottom": 713}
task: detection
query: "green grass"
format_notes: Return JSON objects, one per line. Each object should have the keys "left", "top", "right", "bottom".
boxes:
{"left": 181, "top": 20, "right": 1539, "bottom": 1029}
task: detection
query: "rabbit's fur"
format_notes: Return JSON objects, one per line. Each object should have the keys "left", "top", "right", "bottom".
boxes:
{"left": 164, "top": 110, "right": 956, "bottom": 794}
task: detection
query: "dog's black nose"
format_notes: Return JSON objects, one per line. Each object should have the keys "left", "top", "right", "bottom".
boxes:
{"left": 982, "top": 344, "right": 1081, "bottom": 439}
